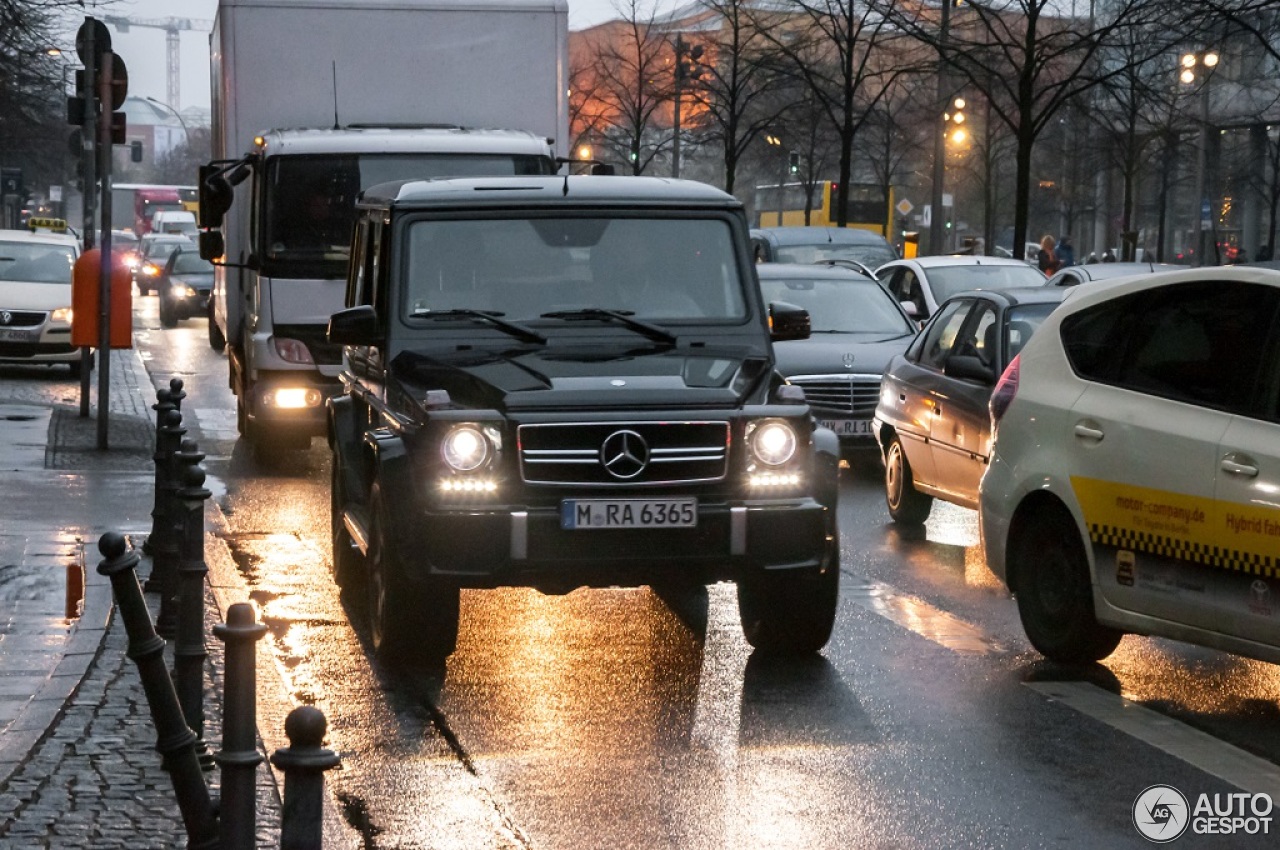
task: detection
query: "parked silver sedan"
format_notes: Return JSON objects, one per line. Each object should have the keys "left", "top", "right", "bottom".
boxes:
{"left": 1044, "top": 261, "right": 1185, "bottom": 287}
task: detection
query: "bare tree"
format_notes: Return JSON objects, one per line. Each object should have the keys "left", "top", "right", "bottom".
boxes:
{"left": 881, "top": 0, "right": 1185, "bottom": 254}
{"left": 753, "top": 0, "right": 907, "bottom": 227}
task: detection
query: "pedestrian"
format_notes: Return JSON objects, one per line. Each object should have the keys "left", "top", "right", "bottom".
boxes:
{"left": 1056, "top": 235, "right": 1075, "bottom": 267}
{"left": 1102, "top": 248, "right": 1116, "bottom": 262}
{"left": 1037, "top": 235, "right": 1060, "bottom": 276}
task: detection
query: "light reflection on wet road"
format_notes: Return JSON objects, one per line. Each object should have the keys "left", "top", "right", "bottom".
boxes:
{"left": 135, "top": 303, "right": 1280, "bottom": 849}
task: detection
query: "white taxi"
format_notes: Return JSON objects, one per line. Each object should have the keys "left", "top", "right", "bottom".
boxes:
{"left": 0, "top": 222, "right": 84, "bottom": 377}
{"left": 979, "top": 266, "right": 1280, "bottom": 664}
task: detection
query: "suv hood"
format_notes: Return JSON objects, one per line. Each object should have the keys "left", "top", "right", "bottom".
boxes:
{"left": 391, "top": 345, "right": 772, "bottom": 411}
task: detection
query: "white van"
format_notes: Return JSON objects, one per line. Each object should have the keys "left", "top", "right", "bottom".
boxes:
{"left": 151, "top": 210, "right": 198, "bottom": 237}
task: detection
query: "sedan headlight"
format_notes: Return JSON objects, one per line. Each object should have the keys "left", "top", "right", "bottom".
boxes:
{"left": 441, "top": 424, "right": 492, "bottom": 472}
{"left": 51, "top": 307, "right": 73, "bottom": 324}
{"left": 747, "top": 419, "right": 798, "bottom": 467}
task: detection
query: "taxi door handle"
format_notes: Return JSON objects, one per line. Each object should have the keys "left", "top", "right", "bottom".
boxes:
{"left": 1073, "top": 423, "right": 1104, "bottom": 442}
{"left": 1220, "top": 454, "right": 1259, "bottom": 478}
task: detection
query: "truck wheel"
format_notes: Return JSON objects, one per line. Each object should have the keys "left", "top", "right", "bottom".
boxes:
{"left": 330, "top": 454, "right": 362, "bottom": 590}
{"left": 367, "top": 484, "right": 459, "bottom": 664}
{"left": 737, "top": 531, "right": 839, "bottom": 655}
{"left": 1013, "top": 511, "right": 1123, "bottom": 663}
{"left": 884, "top": 435, "right": 932, "bottom": 524}
{"left": 208, "top": 303, "right": 226, "bottom": 352}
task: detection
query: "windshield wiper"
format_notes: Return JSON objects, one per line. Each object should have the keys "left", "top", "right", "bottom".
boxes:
{"left": 409, "top": 308, "right": 547, "bottom": 345}
{"left": 540, "top": 308, "right": 676, "bottom": 344}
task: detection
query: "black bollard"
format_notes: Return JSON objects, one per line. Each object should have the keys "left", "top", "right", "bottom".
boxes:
{"left": 214, "top": 602, "right": 268, "bottom": 850}
{"left": 172, "top": 441, "right": 212, "bottom": 768}
{"left": 144, "top": 379, "right": 185, "bottom": 559}
{"left": 143, "top": 387, "right": 174, "bottom": 558}
{"left": 152, "top": 411, "right": 188, "bottom": 637}
{"left": 97, "top": 532, "right": 219, "bottom": 850}
{"left": 271, "top": 706, "right": 341, "bottom": 850}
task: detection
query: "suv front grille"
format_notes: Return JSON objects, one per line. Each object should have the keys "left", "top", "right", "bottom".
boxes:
{"left": 519, "top": 421, "right": 729, "bottom": 487}
{"left": 788, "top": 374, "right": 881, "bottom": 417}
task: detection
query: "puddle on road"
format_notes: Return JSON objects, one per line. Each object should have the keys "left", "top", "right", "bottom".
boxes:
{"left": 844, "top": 578, "right": 1004, "bottom": 655}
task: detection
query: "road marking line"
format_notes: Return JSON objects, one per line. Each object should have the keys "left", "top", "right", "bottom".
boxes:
{"left": 845, "top": 579, "right": 1004, "bottom": 655}
{"left": 1026, "top": 680, "right": 1280, "bottom": 798}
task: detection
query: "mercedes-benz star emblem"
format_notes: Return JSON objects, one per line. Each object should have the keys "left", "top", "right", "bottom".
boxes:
{"left": 0, "top": 311, "right": 11, "bottom": 326}
{"left": 600, "top": 429, "right": 649, "bottom": 480}
{"left": 842, "top": 352, "right": 856, "bottom": 370}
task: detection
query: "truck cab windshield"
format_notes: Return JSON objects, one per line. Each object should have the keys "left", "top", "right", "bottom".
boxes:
{"left": 262, "top": 153, "right": 552, "bottom": 279}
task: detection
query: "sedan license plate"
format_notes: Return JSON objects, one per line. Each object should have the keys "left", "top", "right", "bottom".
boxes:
{"left": 0, "top": 326, "right": 38, "bottom": 343}
{"left": 820, "top": 419, "right": 873, "bottom": 436}
{"left": 562, "top": 498, "right": 697, "bottom": 529}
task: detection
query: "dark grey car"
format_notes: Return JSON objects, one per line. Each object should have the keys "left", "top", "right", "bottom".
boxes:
{"left": 872, "top": 286, "right": 1068, "bottom": 523}
{"left": 758, "top": 263, "right": 917, "bottom": 459}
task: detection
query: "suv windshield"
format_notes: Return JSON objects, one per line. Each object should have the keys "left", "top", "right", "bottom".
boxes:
{"left": 263, "top": 153, "right": 553, "bottom": 279}
{"left": 404, "top": 216, "right": 747, "bottom": 323}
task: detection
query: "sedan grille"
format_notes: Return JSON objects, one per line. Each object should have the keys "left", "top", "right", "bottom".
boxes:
{"left": 0, "top": 310, "right": 48, "bottom": 328}
{"left": 519, "top": 421, "right": 729, "bottom": 487}
{"left": 788, "top": 374, "right": 881, "bottom": 417}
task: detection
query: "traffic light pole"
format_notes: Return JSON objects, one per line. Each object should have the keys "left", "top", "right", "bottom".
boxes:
{"left": 96, "top": 50, "right": 115, "bottom": 449}
{"left": 78, "top": 27, "right": 99, "bottom": 418}
{"left": 929, "top": 0, "right": 952, "bottom": 256}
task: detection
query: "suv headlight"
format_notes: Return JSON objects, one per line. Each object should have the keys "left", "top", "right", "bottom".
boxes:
{"left": 747, "top": 419, "right": 797, "bottom": 467}
{"left": 441, "top": 424, "right": 493, "bottom": 472}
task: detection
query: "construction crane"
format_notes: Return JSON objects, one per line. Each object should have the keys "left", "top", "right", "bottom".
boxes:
{"left": 100, "top": 16, "right": 213, "bottom": 111}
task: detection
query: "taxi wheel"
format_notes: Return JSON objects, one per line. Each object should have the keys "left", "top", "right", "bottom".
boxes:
{"left": 885, "top": 435, "right": 932, "bottom": 525}
{"left": 329, "top": 455, "right": 362, "bottom": 591}
{"left": 737, "top": 530, "right": 839, "bottom": 655}
{"left": 366, "top": 484, "right": 459, "bottom": 664}
{"left": 1013, "top": 513, "right": 1123, "bottom": 664}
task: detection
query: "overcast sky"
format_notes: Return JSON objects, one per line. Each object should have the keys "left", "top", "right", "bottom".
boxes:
{"left": 73, "top": 0, "right": 660, "bottom": 113}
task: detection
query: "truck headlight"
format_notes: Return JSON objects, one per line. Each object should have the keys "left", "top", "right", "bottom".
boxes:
{"left": 747, "top": 419, "right": 797, "bottom": 467}
{"left": 441, "top": 425, "right": 491, "bottom": 472}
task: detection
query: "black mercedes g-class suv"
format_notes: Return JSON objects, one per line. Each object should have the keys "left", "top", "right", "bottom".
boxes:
{"left": 327, "top": 175, "right": 840, "bottom": 663}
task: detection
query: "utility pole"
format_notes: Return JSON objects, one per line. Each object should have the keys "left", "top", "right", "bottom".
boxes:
{"left": 929, "top": 0, "right": 952, "bottom": 255}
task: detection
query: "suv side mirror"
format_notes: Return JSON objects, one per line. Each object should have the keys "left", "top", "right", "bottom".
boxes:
{"left": 944, "top": 354, "right": 996, "bottom": 384}
{"left": 328, "top": 305, "right": 378, "bottom": 346}
{"left": 769, "top": 301, "right": 810, "bottom": 342}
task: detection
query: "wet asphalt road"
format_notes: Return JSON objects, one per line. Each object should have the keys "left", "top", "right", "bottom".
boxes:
{"left": 127, "top": 298, "right": 1279, "bottom": 849}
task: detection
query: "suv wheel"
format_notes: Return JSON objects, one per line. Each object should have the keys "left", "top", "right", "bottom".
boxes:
{"left": 885, "top": 435, "right": 932, "bottom": 524}
{"left": 367, "top": 484, "right": 459, "bottom": 663}
{"left": 737, "top": 530, "right": 839, "bottom": 654}
{"left": 1013, "top": 512, "right": 1123, "bottom": 663}
{"left": 330, "top": 455, "right": 362, "bottom": 590}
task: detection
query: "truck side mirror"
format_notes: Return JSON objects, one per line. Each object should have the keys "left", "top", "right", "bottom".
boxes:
{"left": 328, "top": 305, "right": 378, "bottom": 346}
{"left": 768, "top": 301, "right": 810, "bottom": 342}
{"left": 199, "top": 168, "right": 234, "bottom": 229}
{"left": 199, "top": 230, "right": 224, "bottom": 262}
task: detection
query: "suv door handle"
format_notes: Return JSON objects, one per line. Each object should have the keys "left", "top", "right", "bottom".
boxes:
{"left": 1073, "top": 422, "right": 1104, "bottom": 442}
{"left": 1220, "top": 453, "right": 1259, "bottom": 478}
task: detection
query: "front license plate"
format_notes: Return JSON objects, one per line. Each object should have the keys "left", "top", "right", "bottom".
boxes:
{"left": 562, "top": 498, "right": 697, "bottom": 529}
{"left": 0, "top": 327, "right": 38, "bottom": 343}
{"left": 819, "top": 419, "right": 873, "bottom": 436}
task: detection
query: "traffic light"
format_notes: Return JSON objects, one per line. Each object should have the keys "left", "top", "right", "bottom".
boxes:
{"left": 0, "top": 167, "right": 23, "bottom": 196}
{"left": 675, "top": 38, "right": 704, "bottom": 83}
{"left": 788, "top": 151, "right": 800, "bottom": 174}
{"left": 630, "top": 141, "right": 639, "bottom": 163}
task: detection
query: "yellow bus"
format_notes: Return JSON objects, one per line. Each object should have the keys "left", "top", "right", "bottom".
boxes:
{"left": 755, "top": 180, "right": 893, "bottom": 236}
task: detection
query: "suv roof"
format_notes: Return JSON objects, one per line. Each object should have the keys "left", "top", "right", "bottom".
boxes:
{"left": 360, "top": 175, "right": 742, "bottom": 209}
{"left": 752, "top": 226, "right": 887, "bottom": 246}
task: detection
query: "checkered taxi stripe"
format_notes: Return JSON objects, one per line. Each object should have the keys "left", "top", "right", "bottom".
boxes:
{"left": 1090, "top": 524, "right": 1278, "bottom": 579}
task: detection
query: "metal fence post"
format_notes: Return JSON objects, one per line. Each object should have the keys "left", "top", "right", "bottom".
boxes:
{"left": 271, "top": 706, "right": 341, "bottom": 850}
{"left": 172, "top": 440, "right": 211, "bottom": 767}
{"left": 96, "top": 532, "right": 218, "bottom": 850}
{"left": 214, "top": 602, "right": 268, "bottom": 850}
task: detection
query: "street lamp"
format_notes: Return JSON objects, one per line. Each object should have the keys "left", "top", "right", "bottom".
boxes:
{"left": 145, "top": 95, "right": 190, "bottom": 152}
{"left": 764, "top": 134, "right": 789, "bottom": 226}
{"left": 1181, "top": 49, "right": 1219, "bottom": 265}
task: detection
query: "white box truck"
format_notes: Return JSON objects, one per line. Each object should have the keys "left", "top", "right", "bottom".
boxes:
{"left": 200, "top": 0, "right": 569, "bottom": 451}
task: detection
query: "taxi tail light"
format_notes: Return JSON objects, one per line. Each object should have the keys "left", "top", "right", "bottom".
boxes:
{"left": 989, "top": 354, "right": 1020, "bottom": 426}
